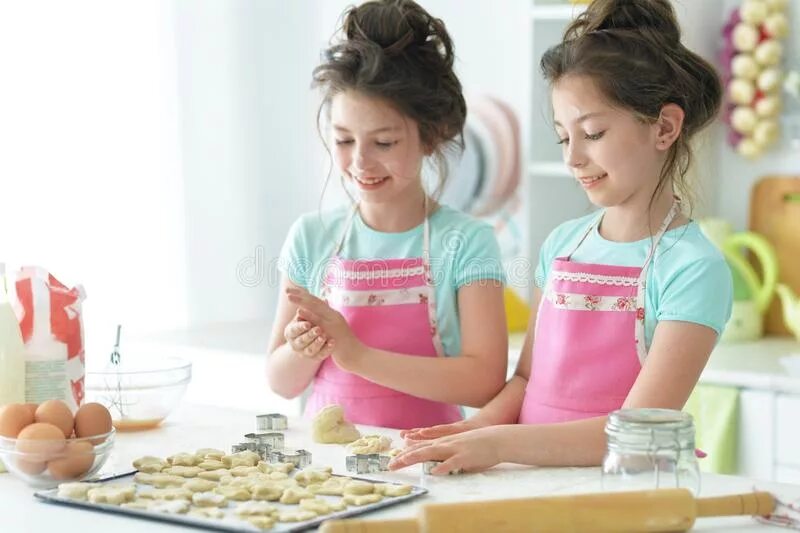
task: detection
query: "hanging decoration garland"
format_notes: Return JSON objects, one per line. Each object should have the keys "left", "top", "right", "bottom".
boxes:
{"left": 720, "top": 0, "right": 790, "bottom": 159}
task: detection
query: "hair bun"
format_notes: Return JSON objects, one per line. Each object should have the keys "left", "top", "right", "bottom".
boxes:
{"left": 566, "top": 0, "right": 681, "bottom": 48}
{"left": 342, "top": 0, "right": 450, "bottom": 61}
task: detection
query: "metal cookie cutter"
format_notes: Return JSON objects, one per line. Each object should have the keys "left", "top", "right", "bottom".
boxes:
{"left": 256, "top": 413, "right": 288, "bottom": 431}
{"left": 245, "top": 432, "right": 284, "bottom": 451}
{"left": 346, "top": 453, "right": 390, "bottom": 474}
{"left": 269, "top": 449, "right": 311, "bottom": 468}
{"left": 423, "top": 460, "right": 463, "bottom": 475}
{"left": 231, "top": 442, "right": 256, "bottom": 454}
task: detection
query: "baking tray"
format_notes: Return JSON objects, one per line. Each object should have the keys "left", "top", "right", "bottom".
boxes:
{"left": 34, "top": 471, "right": 427, "bottom": 532}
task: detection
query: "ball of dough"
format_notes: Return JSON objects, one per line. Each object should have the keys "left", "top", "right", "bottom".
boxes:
{"left": 763, "top": 12, "right": 788, "bottom": 38}
{"left": 732, "top": 23, "right": 759, "bottom": 52}
{"left": 731, "top": 106, "right": 758, "bottom": 134}
{"left": 311, "top": 405, "right": 361, "bottom": 444}
{"left": 753, "top": 119, "right": 780, "bottom": 147}
{"left": 737, "top": 137, "right": 763, "bottom": 158}
{"left": 754, "top": 39, "right": 783, "bottom": 66}
{"left": 729, "top": 78, "right": 756, "bottom": 105}
{"left": 731, "top": 54, "right": 760, "bottom": 80}
{"left": 739, "top": 0, "right": 769, "bottom": 25}
{"left": 755, "top": 95, "right": 782, "bottom": 117}
{"left": 757, "top": 68, "right": 783, "bottom": 92}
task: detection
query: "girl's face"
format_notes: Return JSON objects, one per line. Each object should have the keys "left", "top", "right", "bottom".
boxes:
{"left": 551, "top": 75, "right": 665, "bottom": 209}
{"left": 330, "top": 91, "right": 427, "bottom": 205}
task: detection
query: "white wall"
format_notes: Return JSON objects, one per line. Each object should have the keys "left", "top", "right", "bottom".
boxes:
{"left": 0, "top": 1, "right": 187, "bottom": 356}
{"left": 171, "top": 0, "right": 323, "bottom": 328}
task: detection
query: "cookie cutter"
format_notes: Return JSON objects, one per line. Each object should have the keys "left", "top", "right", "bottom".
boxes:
{"left": 231, "top": 442, "right": 256, "bottom": 454}
{"left": 423, "top": 460, "right": 463, "bottom": 475}
{"left": 269, "top": 449, "right": 311, "bottom": 468}
{"left": 244, "top": 432, "right": 284, "bottom": 451}
{"left": 346, "top": 453, "right": 390, "bottom": 474}
{"left": 256, "top": 413, "right": 288, "bottom": 431}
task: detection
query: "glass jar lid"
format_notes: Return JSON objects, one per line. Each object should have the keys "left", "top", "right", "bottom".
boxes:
{"left": 606, "top": 408, "right": 695, "bottom": 451}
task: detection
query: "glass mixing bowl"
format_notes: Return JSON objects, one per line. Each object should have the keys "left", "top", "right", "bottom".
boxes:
{"left": 85, "top": 356, "right": 191, "bottom": 431}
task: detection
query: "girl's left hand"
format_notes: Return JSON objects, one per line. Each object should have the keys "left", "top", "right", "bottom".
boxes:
{"left": 388, "top": 426, "right": 503, "bottom": 475}
{"left": 285, "top": 287, "right": 365, "bottom": 371}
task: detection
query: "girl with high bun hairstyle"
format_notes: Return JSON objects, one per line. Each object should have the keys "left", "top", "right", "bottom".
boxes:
{"left": 392, "top": 0, "right": 733, "bottom": 472}
{"left": 267, "top": 0, "right": 508, "bottom": 430}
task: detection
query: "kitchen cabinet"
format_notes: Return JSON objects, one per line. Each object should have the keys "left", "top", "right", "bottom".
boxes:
{"left": 699, "top": 337, "right": 800, "bottom": 482}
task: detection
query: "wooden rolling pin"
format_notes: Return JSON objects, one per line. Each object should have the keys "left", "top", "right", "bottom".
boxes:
{"left": 320, "top": 488, "right": 775, "bottom": 533}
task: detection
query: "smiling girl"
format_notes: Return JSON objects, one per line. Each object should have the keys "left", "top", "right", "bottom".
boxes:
{"left": 267, "top": 0, "right": 508, "bottom": 430}
{"left": 391, "top": 0, "right": 733, "bottom": 473}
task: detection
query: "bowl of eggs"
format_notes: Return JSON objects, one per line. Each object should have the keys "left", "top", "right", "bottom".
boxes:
{"left": 0, "top": 400, "right": 115, "bottom": 488}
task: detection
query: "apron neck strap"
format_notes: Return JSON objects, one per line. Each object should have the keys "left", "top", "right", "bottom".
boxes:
{"left": 566, "top": 198, "right": 681, "bottom": 268}
{"left": 333, "top": 196, "right": 432, "bottom": 261}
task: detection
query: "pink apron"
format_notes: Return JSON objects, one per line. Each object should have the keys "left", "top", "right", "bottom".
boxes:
{"left": 304, "top": 203, "right": 463, "bottom": 429}
{"left": 519, "top": 202, "right": 679, "bottom": 424}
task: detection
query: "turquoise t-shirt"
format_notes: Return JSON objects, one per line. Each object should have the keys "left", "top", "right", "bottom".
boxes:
{"left": 279, "top": 205, "right": 506, "bottom": 356}
{"left": 534, "top": 211, "right": 733, "bottom": 350}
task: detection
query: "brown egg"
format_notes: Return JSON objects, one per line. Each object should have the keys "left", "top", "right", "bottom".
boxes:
{"left": 74, "top": 403, "right": 112, "bottom": 444}
{"left": 34, "top": 400, "right": 74, "bottom": 438}
{"left": 0, "top": 403, "right": 35, "bottom": 438}
{"left": 15, "top": 457, "right": 47, "bottom": 475}
{"left": 14, "top": 423, "right": 66, "bottom": 474}
{"left": 48, "top": 440, "right": 94, "bottom": 480}
{"left": 22, "top": 403, "right": 38, "bottom": 419}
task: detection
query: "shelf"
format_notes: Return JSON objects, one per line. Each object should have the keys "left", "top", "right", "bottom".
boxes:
{"left": 528, "top": 161, "right": 572, "bottom": 178}
{"left": 530, "top": 3, "right": 586, "bottom": 21}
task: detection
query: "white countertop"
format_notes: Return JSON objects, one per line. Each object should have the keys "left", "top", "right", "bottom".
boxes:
{"left": 3, "top": 402, "right": 800, "bottom": 532}
{"left": 700, "top": 337, "right": 800, "bottom": 394}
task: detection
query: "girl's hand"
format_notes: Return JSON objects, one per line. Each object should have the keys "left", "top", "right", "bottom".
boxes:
{"left": 286, "top": 288, "right": 366, "bottom": 371}
{"left": 400, "top": 418, "right": 489, "bottom": 443}
{"left": 283, "top": 315, "right": 334, "bottom": 360}
{"left": 388, "top": 426, "right": 503, "bottom": 475}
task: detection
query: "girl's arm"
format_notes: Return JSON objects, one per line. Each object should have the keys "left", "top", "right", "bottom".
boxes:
{"left": 404, "top": 287, "right": 545, "bottom": 442}
{"left": 288, "top": 280, "right": 509, "bottom": 408}
{"left": 391, "top": 319, "right": 718, "bottom": 472}
{"left": 266, "top": 276, "right": 329, "bottom": 399}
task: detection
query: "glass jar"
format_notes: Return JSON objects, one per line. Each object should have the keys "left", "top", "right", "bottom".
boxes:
{"left": 601, "top": 408, "right": 700, "bottom": 495}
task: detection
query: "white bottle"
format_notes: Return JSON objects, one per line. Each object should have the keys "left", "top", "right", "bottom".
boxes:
{"left": 0, "top": 263, "right": 25, "bottom": 405}
{"left": 0, "top": 263, "right": 26, "bottom": 473}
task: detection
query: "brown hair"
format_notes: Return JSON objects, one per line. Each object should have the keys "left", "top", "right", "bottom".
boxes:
{"left": 312, "top": 0, "right": 466, "bottom": 201}
{"left": 541, "top": 0, "right": 722, "bottom": 212}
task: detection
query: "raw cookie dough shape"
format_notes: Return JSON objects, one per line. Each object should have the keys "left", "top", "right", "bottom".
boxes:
{"left": 188, "top": 507, "right": 225, "bottom": 519}
{"left": 280, "top": 487, "right": 314, "bottom": 504}
{"left": 299, "top": 497, "right": 347, "bottom": 515}
{"left": 57, "top": 482, "right": 100, "bottom": 500}
{"left": 347, "top": 435, "right": 392, "bottom": 455}
{"left": 294, "top": 467, "right": 332, "bottom": 486}
{"left": 245, "top": 516, "right": 276, "bottom": 530}
{"left": 183, "top": 478, "right": 218, "bottom": 493}
{"left": 87, "top": 485, "right": 136, "bottom": 505}
{"left": 374, "top": 483, "right": 413, "bottom": 497}
{"left": 311, "top": 405, "right": 361, "bottom": 444}
{"left": 343, "top": 480, "right": 375, "bottom": 495}
{"left": 235, "top": 501, "right": 278, "bottom": 516}
{"left": 343, "top": 493, "right": 383, "bottom": 506}
{"left": 191, "top": 491, "right": 227, "bottom": 507}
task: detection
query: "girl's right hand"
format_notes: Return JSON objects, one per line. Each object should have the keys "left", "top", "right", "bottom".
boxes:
{"left": 284, "top": 317, "right": 333, "bottom": 360}
{"left": 400, "top": 418, "right": 489, "bottom": 443}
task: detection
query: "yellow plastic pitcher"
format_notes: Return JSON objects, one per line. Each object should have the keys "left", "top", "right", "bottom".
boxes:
{"left": 698, "top": 218, "right": 778, "bottom": 342}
